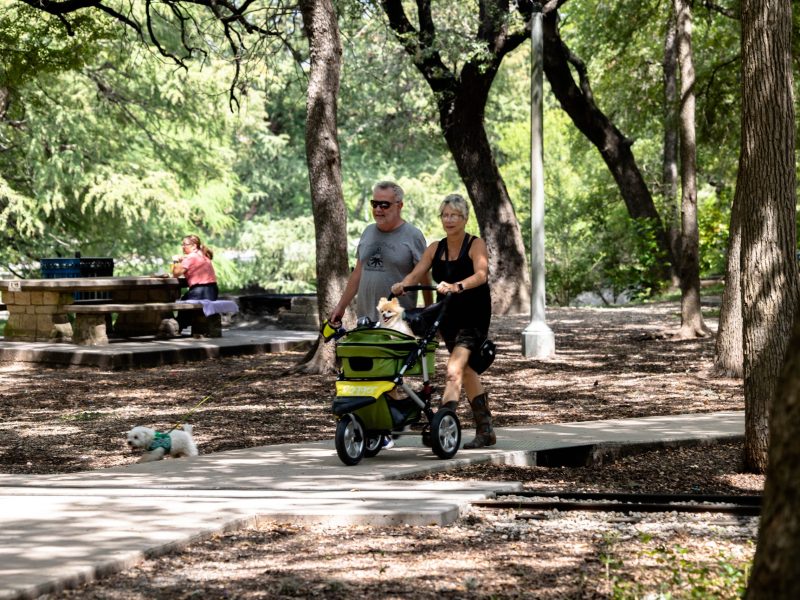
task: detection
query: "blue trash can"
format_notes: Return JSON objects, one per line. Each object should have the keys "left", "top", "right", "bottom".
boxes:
{"left": 40, "top": 258, "right": 81, "bottom": 279}
{"left": 39, "top": 256, "right": 114, "bottom": 300}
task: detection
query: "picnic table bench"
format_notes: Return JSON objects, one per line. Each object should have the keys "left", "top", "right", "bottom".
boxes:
{"left": 62, "top": 301, "right": 226, "bottom": 345}
{"left": 0, "top": 277, "right": 237, "bottom": 345}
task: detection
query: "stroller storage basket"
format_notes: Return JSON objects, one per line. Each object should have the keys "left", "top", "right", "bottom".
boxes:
{"left": 336, "top": 327, "right": 438, "bottom": 378}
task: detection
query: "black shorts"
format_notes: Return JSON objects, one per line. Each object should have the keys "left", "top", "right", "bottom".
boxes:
{"left": 441, "top": 327, "right": 485, "bottom": 354}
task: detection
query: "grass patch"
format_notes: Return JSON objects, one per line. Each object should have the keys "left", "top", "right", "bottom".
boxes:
{"left": 603, "top": 532, "right": 752, "bottom": 599}
{"left": 651, "top": 279, "right": 725, "bottom": 304}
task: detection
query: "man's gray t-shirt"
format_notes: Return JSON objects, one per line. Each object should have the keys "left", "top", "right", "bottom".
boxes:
{"left": 356, "top": 222, "right": 427, "bottom": 321}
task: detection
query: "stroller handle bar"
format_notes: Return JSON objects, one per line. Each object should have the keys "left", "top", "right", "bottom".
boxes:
{"left": 322, "top": 285, "right": 451, "bottom": 342}
{"left": 388, "top": 284, "right": 447, "bottom": 301}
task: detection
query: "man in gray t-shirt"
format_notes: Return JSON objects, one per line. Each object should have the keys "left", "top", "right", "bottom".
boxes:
{"left": 331, "top": 181, "right": 432, "bottom": 324}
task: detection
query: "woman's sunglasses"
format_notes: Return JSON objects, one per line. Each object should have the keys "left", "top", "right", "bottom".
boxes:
{"left": 370, "top": 200, "right": 397, "bottom": 210}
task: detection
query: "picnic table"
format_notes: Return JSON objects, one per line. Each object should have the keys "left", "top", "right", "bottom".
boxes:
{"left": 0, "top": 276, "right": 234, "bottom": 345}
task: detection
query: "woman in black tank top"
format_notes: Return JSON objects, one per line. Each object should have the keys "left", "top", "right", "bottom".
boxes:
{"left": 390, "top": 194, "right": 496, "bottom": 449}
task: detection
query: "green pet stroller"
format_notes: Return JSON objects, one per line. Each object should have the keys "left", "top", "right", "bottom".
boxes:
{"left": 322, "top": 286, "right": 461, "bottom": 466}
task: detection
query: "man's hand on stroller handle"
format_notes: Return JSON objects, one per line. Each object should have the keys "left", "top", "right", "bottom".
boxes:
{"left": 390, "top": 282, "right": 407, "bottom": 296}
{"left": 329, "top": 307, "right": 344, "bottom": 327}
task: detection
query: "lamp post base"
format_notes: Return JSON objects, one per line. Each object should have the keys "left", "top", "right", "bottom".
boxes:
{"left": 521, "top": 320, "right": 555, "bottom": 359}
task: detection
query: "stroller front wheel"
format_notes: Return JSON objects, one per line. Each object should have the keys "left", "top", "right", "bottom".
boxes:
{"left": 363, "top": 433, "right": 384, "bottom": 458}
{"left": 430, "top": 408, "right": 461, "bottom": 459}
{"left": 335, "top": 414, "right": 366, "bottom": 466}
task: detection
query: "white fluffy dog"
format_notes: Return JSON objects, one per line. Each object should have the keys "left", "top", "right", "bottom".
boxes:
{"left": 126, "top": 424, "right": 198, "bottom": 462}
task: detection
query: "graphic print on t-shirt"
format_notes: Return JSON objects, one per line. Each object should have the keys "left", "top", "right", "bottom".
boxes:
{"left": 366, "top": 246, "right": 384, "bottom": 270}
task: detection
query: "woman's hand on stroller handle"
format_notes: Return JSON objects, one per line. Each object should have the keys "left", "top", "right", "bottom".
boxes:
{"left": 389, "top": 283, "right": 450, "bottom": 301}
{"left": 436, "top": 281, "right": 461, "bottom": 295}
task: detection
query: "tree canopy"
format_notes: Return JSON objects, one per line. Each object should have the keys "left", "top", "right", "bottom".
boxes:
{"left": 0, "top": 0, "right": 796, "bottom": 306}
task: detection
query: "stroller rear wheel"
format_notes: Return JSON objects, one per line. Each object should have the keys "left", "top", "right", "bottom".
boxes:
{"left": 430, "top": 408, "right": 461, "bottom": 459}
{"left": 335, "top": 414, "right": 366, "bottom": 466}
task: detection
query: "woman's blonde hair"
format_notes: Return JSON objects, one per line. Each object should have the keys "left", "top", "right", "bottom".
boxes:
{"left": 439, "top": 194, "right": 469, "bottom": 220}
{"left": 183, "top": 234, "right": 214, "bottom": 259}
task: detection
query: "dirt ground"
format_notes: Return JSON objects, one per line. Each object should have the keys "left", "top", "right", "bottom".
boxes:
{"left": 1, "top": 302, "right": 761, "bottom": 599}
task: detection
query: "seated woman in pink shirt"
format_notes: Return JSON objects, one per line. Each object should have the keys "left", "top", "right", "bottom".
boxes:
{"left": 172, "top": 234, "right": 219, "bottom": 301}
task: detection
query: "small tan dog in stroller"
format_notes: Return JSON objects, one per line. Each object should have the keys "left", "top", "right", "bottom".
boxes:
{"left": 376, "top": 296, "right": 415, "bottom": 337}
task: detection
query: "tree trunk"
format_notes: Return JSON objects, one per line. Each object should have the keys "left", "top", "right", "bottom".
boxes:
{"left": 747, "top": 308, "right": 800, "bottom": 597}
{"left": 661, "top": 11, "right": 681, "bottom": 287}
{"left": 713, "top": 196, "right": 743, "bottom": 377}
{"left": 296, "top": 0, "right": 349, "bottom": 374}
{"left": 736, "top": 0, "right": 799, "bottom": 475}
{"left": 673, "top": 0, "right": 709, "bottom": 339}
{"left": 541, "top": 9, "right": 676, "bottom": 286}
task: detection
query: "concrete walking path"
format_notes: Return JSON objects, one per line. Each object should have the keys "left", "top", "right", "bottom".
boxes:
{"left": 0, "top": 411, "right": 743, "bottom": 600}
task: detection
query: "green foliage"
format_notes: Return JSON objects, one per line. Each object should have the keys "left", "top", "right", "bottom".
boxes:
{"left": 484, "top": 0, "right": 748, "bottom": 304}
{"left": 224, "top": 216, "right": 318, "bottom": 293}
{"left": 0, "top": 4, "right": 113, "bottom": 90}
{"left": 697, "top": 185, "right": 731, "bottom": 276}
{"left": 489, "top": 51, "right": 665, "bottom": 305}
{"left": 337, "top": 7, "right": 464, "bottom": 229}
{"left": 601, "top": 532, "right": 752, "bottom": 599}
{"left": 1, "top": 0, "right": 750, "bottom": 301}
{"left": 0, "top": 6, "right": 241, "bottom": 275}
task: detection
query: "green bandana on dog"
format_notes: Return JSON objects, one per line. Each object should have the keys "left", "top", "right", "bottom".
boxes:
{"left": 147, "top": 431, "right": 172, "bottom": 453}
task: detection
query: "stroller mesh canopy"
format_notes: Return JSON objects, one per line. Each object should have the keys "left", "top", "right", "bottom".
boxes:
{"left": 337, "top": 327, "right": 438, "bottom": 378}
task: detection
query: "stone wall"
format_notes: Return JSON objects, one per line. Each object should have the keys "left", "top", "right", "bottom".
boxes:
{"left": 2, "top": 290, "right": 74, "bottom": 342}
{"left": 276, "top": 296, "right": 319, "bottom": 330}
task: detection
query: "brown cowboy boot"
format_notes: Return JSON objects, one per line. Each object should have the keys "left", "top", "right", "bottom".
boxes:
{"left": 464, "top": 393, "right": 496, "bottom": 449}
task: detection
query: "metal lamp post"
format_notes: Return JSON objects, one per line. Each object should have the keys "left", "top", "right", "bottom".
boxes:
{"left": 521, "top": 2, "right": 555, "bottom": 358}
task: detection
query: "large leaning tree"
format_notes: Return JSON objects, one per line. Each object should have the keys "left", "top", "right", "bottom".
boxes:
{"left": 533, "top": 0, "right": 677, "bottom": 286}
{"left": 378, "top": 0, "right": 532, "bottom": 314}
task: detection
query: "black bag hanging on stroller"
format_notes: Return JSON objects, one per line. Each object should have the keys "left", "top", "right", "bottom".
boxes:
{"left": 468, "top": 338, "right": 497, "bottom": 374}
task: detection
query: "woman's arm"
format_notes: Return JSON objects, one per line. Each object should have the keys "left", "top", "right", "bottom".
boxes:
{"left": 172, "top": 258, "right": 186, "bottom": 277}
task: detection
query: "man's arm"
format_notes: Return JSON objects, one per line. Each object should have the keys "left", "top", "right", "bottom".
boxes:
{"left": 330, "top": 260, "right": 363, "bottom": 324}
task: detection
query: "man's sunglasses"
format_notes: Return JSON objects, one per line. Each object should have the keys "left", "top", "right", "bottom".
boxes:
{"left": 370, "top": 200, "right": 398, "bottom": 210}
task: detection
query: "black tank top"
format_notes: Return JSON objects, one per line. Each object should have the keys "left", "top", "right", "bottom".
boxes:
{"left": 431, "top": 234, "right": 491, "bottom": 336}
